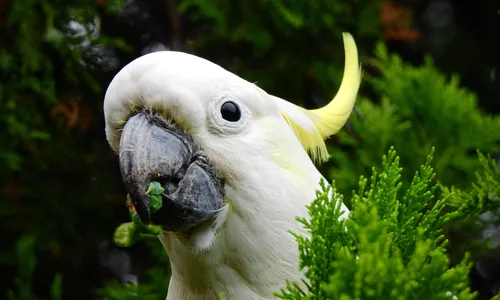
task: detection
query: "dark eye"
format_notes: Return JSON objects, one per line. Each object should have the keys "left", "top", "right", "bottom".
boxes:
{"left": 220, "top": 101, "right": 241, "bottom": 122}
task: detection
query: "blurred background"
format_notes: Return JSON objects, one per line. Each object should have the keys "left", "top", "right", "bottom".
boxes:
{"left": 1, "top": 0, "right": 500, "bottom": 299}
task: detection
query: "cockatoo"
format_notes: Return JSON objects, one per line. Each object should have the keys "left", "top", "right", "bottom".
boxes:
{"left": 103, "top": 32, "right": 361, "bottom": 299}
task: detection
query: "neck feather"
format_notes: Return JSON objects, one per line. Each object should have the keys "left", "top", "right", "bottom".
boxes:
{"left": 160, "top": 164, "right": 322, "bottom": 299}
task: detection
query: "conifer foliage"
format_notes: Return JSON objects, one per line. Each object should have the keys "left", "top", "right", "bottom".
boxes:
{"left": 276, "top": 148, "right": 477, "bottom": 300}
{"left": 443, "top": 151, "right": 500, "bottom": 218}
{"left": 330, "top": 43, "right": 500, "bottom": 195}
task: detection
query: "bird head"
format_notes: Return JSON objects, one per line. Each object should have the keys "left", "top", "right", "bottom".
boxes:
{"left": 103, "top": 33, "right": 361, "bottom": 251}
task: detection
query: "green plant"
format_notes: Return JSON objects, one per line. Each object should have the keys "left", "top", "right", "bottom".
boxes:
{"left": 113, "top": 182, "right": 165, "bottom": 247}
{"left": 441, "top": 152, "right": 500, "bottom": 262}
{"left": 0, "top": 1, "right": 131, "bottom": 297}
{"left": 178, "top": 0, "right": 382, "bottom": 106}
{"left": 276, "top": 147, "right": 478, "bottom": 299}
{"left": 443, "top": 151, "right": 500, "bottom": 216}
{"left": 6, "top": 235, "right": 62, "bottom": 300}
{"left": 329, "top": 43, "right": 500, "bottom": 196}
{"left": 0, "top": 0, "right": 128, "bottom": 171}
{"left": 95, "top": 239, "right": 170, "bottom": 300}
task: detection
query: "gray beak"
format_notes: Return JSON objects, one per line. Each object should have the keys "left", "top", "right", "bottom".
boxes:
{"left": 118, "top": 111, "right": 225, "bottom": 232}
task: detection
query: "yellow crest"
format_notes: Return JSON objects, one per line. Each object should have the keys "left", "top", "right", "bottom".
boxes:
{"left": 273, "top": 32, "right": 362, "bottom": 163}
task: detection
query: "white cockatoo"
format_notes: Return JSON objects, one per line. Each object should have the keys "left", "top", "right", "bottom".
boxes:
{"left": 103, "top": 32, "right": 362, "bottom": 300}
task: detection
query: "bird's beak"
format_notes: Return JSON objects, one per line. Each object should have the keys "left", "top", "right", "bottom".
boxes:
{"left": 118, "top": 110, "right": 225, "bottom": 232}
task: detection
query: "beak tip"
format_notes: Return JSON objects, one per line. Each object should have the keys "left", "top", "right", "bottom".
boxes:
{"left": 129, "top": 191, "right": 151, "bottom": 224}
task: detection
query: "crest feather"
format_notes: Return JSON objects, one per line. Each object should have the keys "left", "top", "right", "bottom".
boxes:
{"left": 272, "top": 96, "right": 330, "bottom": 163}
{"left": 274, "top": 32, "right": 362, "bottom": 163}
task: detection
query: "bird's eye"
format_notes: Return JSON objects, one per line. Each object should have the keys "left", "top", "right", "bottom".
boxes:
{"left": 220, "top": 101, "right": 241, "bottom": 122}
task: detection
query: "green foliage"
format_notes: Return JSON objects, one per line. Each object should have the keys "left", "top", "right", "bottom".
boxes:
{"left": 329, "top": 43, "right": 500, "bottom": 195}
{"left": 113, "top": 195, "right": 163, "bottom": 248}
{"left": 0, "top": 1, "right": 132, "bottom": 297}
{"left": 113, "top": 183, "right": 164, "bottom": 247}
{"left": 178, "top": 0, "right": 382, "bottom": 106}
{"left": 276, "top": 148, "right": 477, "bottom": 299}
{"left": 95, "top": 240, "right": 170, "bottom": 300}
{"left": 6, "top": 235, "right": 62, "bottom": 300}
{"left": 146, "top": 182, "right": 165, "bottom": 214}
{"left": 0, "top": 0, "right": 128, "bottom": 171}
{"left": 443, "top": 151, "right": 500, "bottom": 217}
{"left": 440, "top": 152, "right": 500, "bottom": 259}
{"left": 95, "top": 281, "right": 163, "bottom": 300}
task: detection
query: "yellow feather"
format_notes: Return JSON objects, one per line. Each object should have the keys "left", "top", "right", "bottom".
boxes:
{"left": 305, "top": 32, "right": 362, "bottom": 138}
{"left": 272, "top": 95, "right": 330, "bottom": 163}
{"left": 273, "top": 32, "right": 362, "bottom": 163}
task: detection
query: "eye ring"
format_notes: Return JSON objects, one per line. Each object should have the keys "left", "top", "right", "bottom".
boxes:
{"left": 207, "top": 95, "right": 249, "bottom": 136}
{"left": 220, "top": 101, "right": 241, "bottom": 122}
